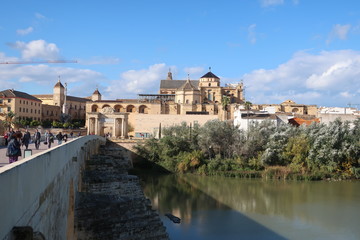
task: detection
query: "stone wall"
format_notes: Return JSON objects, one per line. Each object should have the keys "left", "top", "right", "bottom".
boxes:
{"left": 318, "top": 113, "right": 359, "bottom": 125}
{"left": 0, "top": 135, "right": 106, "bottom": 240}
{"left": 133, "top": 113, "right": 218, "bottom": 137}
{"left": 75, "top": 141, "right": 169, "bottom": 239}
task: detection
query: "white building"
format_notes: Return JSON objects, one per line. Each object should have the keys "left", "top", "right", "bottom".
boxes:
{"left": 233, "top": 108, "right": 290, "bottom": 131}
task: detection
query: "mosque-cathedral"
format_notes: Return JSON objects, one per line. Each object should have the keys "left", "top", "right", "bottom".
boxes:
{"left": 0, "top": 69, "right": 317, "bottom": 138}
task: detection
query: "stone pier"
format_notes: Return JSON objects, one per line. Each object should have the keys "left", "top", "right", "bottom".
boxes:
{"left": 75, "top": 141, "right": 169, "bottom": 239}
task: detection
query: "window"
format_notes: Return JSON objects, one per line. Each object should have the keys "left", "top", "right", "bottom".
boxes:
{"left": 8, "top": 99, "right": 11, "bottom": 103}
{"left": 31, "top": 109, "right": 33, "bottom": 113}
{"left": 19, "top": 108, "right": 21, "bottom": 112}
{"left": 31, "top": 102, "right": 33, "bottom": 105}
{"left": 7, "top": 107, "right": 11, "bottom": 111}
{"left": 0, "top": 100, "right": 2, "bottom": 104}
{"left": 26, "top": 109, "right": 28, "bottom": 113}
{"left": 35, "top": 109, "right": 37, "bottom": 114}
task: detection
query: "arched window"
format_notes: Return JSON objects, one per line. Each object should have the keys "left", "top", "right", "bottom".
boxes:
{"left": 114, "top": 105, "right": 123, "bottom": 112}
{"left": 126, "top": 105, "right": 136, "bottom": 112}
{"left": 91, "top": 105, "right": 98, "bottom": 112}
{"left": 139, "top": 105, "right": 148, "bottom": 114}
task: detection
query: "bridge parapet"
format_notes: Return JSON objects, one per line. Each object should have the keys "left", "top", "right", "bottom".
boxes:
{"left": 0, "top": 135, "right": 106, "bottom": 240}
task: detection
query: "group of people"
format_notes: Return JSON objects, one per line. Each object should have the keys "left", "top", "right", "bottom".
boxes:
{"left": 5, "top": 128, "right": 75, "bottom": 164}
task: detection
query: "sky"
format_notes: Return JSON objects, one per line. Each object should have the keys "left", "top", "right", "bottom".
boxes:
{"left": 1, "top": 0, "right": 360, "bottom": 107}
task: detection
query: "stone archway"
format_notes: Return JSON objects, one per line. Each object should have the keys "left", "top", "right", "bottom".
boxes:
{"left": 87, "top": 107, "right": 129, "bottom": 138}
{"left": 138, "top": 105, "right": 148, "bottom": 114}
{"left": 91, "top": 105, "right": 98, "bottom": 112}
{"left": 114, "top": 104, "right": 124, "bottom": 113}
{"left": 126, "top": 105, "right": 136, "bottom": 113}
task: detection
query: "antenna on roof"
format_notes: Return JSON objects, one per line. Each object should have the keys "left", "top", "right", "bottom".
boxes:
{"left": 209, "top": 67, "right": 212, "bottom": 72}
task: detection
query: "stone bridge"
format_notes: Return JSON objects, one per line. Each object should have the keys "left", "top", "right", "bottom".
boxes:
{"left": 0, "top": 136, "right": 168, "bottom": 240}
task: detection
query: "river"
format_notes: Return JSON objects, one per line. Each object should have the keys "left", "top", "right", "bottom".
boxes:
{"left": 139, "top": 174, "right": 360, "bottom": 240}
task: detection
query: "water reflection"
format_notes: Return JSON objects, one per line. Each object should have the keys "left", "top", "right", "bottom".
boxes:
{"left": 140, "top": 174, "right": 360, "bottom": 240}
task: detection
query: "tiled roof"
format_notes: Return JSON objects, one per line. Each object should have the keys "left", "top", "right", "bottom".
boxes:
{"left": 93, "top": 89, "right": 101, "bottom": 95}
{"left": 289, "top": 117, "right": 320, "bottom": 126}
{"left": 33, "top": 94, "right": 53, "bottom": 99}
{"left": 67, "top": 95, "right": 88, "bottom": 102}
{"left": 160, "top": 80, "right": 199, "bottom": 89}
{"left": 54, "top": 81, "right": 64, "bottom": 88}
{"left": 200, "top": 71, "right": 219, "bottom": 79}
{"left": 0, "top": 89, "right": 42, "bottom": 102}
{"left": 178, "top": 79, "right": 197, "bottom": 91}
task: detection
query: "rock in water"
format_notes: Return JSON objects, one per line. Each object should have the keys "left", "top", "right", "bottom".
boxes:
{"left": 165, "top": 213, "right": 181, "bottom": 224}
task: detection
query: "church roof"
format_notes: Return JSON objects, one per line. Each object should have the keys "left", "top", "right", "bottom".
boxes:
{"left": 178, "top": 79, "right": 197, "bottom": 91}
{"left": 160, "top": 80, "right": 199, "bottom": 89}
{"left": 0, "top": 89, "right": 42, "bottom": 102}
{"left": 54, "top": 81, "right": 64, "bottom": 88}
{"left": 93, "top": 89, "right": 101, "bottom": 95}
{"left": 200, "top": 71, "right": 219, "bottom": 79}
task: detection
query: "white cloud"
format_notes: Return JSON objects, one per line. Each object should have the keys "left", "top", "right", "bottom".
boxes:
{"left": 340, "top": 91, "right": 355, "bottom": 98}
{"left": 0, "top": 51, "right": 107, "bottom": 97}
{"left": 260, "top": 0, "right": 284, "bottom": 7}
{"left": 35, "top": 13, "right": 46, "bottom": 19}
{"left": 9, "top": 40, "right": 60, "bottom": 60}
{"left": 243, "top": 50, "right": 360, "bottom": 106}
{"left": 247, "top": 24, "right": 257, "bottom": 44}
{"left": 16, "top": 27, "right": 33, "bottom": 36}
{"left": 327, "top": 24, "right": 351, "bottom": 44}
{"left": 104, "top": 63, "right": 169, "bottom": 99}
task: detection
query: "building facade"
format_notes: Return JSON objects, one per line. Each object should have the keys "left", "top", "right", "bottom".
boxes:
{"left": 34, "top": 78, "right": 88, "bottom": 121}
{"left": 86, "top": 69, "right": 245, "bottom": 137}
{"left": 0, "top": 89, "right": 42, "bottom": 122}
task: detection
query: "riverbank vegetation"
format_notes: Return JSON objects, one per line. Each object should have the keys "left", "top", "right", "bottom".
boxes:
{"left": 134, "top": 119, "right": 360, "bottom": 180}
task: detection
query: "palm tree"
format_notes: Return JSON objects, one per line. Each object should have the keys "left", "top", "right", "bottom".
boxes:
{"left": 4, "top": 111, "right": 16, "bottom": 131}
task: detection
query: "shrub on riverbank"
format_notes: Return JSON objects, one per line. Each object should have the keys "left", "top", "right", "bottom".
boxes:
{"left": 134, "top": 118, "right": 360, "bottom": 180}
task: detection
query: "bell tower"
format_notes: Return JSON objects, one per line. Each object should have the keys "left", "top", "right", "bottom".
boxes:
{"left": 53, "top": 76, "right": 65, "bottom": 107}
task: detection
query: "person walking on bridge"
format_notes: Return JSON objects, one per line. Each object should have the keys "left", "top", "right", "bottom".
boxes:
{"left": 6, "top": 132, "right": 22, "bottom": 163}
{"left": 33, "top": 129, "right": 41, "bottom": 150}
{"left": 45, "top": 130, "right": 54, "bottom": 149}
{"left": 22, "top": 129, "right": 31, "bottom": 150}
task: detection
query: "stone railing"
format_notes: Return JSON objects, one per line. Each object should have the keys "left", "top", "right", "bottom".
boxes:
{"left": 0, "top": 135, "right": 106, "bottom": 240}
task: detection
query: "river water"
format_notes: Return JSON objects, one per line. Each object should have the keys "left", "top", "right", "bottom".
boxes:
{"left": 139, "top": 174, "right": 360, "bottom": 240}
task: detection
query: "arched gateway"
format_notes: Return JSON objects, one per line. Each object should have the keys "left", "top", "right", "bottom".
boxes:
{"left": 86, "top": 106, "right": 129, "bottom": 138}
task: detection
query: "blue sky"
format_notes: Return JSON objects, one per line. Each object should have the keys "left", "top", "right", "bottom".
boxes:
{"left": 1, "top": 0, "right": 360, "bottom": 107}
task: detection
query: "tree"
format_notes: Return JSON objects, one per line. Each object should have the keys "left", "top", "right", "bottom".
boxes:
{"left": 3, "top": 111, "right": 16, "bottom": 131}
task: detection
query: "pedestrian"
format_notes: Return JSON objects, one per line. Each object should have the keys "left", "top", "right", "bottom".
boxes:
{"left": 33, "top": 129, "right": 41, "bottom": 150}
{"left": 4, "top": 133, "right": 8, "bottom": 146}
{"left": 45, "top": 130, "right": 54, "bottom": 149}
{"left": 70, "top": 131, "right": 73, "bottom": 138}
{"left": 63, "top": 133, "right": 68, "bottom": 142}
{"left": 22, "top": 129, "right": 31, "bottom": 150}
{"left": 7, "top": 128, "right": 15, "bottom": 141}
{"left": 6, "top": 132, "right": 22, "bottom": 163}
{"left": 56, "top": 132, "right": 63, "bottom": 145}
